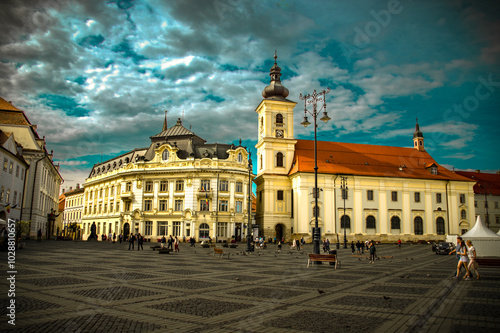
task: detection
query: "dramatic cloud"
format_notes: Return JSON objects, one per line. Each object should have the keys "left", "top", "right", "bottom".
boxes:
{"left": 0, "top": 0, "right": 499, "bottom": 190}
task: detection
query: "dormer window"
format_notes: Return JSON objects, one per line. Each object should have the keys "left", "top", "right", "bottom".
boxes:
{"left": 162, "top": 150, "right": 170, "bottom": 161}
{"left": 237, "top": 152, "right": 243, "bottom": 163}
{"left": 431, "top": 166, "right": 438, "bottom": 175}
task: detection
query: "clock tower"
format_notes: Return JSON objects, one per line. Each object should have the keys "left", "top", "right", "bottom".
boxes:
{"left": 254, "top": 52, "right": 296, "bottom": 240}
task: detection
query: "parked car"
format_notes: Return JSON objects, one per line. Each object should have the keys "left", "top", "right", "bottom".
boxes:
{"left": 433, "top": 242, "right": 455, "bottom": 255}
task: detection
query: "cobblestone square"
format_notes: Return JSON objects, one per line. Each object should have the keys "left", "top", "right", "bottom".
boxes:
{"left": 1, "top": 240, "right": 499, "bottom": 332}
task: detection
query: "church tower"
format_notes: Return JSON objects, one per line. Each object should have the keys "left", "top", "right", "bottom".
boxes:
{"left": 254, "top": 52, "right": 296, "bottom": 240}
{"left": 413, "top": 118, "right": 425, "bottom": 151}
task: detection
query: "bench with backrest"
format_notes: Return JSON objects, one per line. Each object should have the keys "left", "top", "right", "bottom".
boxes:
{"left": 476, "top": 258, "right": 500, "bottom": 266}
{"left": 307, "top": 253, "right": 340, "bottom": 269}
{"left": 213, "top": 247, "right": 230, "bottom": 259}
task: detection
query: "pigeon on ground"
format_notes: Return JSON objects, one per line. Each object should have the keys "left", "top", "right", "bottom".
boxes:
{"left": 383, "top": 296, "right": 391, "bottom": 300}
{"left": 318, "top": 289, "right": 326, "bottom": 294}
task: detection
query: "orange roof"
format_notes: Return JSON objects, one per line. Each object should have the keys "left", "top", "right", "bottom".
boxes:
{"left": 289, "top": 140, "right": 473, "bottom": 182}
{"left": 0, "top": 97, "right": 22, "bottom": 112}
{"left": 455, "top": 171, "right": 500, "bottom": 196}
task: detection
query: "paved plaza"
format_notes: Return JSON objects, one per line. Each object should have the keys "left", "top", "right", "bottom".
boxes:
{"left": 1, "top": 239, "right": 499, "bottom": 333}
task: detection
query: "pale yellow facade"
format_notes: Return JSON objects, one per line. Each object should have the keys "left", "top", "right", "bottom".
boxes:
{"left": 82, "top": 143, "right": 253, "bottom": 242}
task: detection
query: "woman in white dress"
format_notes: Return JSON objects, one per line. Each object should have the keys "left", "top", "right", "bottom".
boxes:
{"left": 466, "top": 240, "right": 480, "bottom": 280}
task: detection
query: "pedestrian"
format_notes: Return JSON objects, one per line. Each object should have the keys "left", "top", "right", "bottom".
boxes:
{"left": 108, "top": 231, "right": 112, "bottom": 242}
{"left": 398, "top": 239, "right": 402, "bottom": 248}
{"left": 128, "top": 233, "right": 135, "bottom": 250}
{"left": 119, "top": 233, "right": 123, "bottom": 244}
{"left": 453, "top": 239, "right": 470, "bottom": 280}
{"left": 368, "top": 240, "right": 376, "bottom": 264}
{"left": 449, "top": 236, "right": 464, "bottom": 277}
{"left": 137, "top": 233, "right": 144, "bottom": 250}
{"left": 277, "top": 240, "right": 282, "bottom": 253}
{"left": 466, "top": 240, "right": 480, "bottom": 279}
{"left": 37, "top": 228, "right": 42, "bottom": 242}
{"left": 351, "top": 241, "right": 355, "bottom": 254}
{"left": 322, "top": 239, "right": 327, "bottom": 253}
{"left": 360, "top": 241, "right": 365, "bottom": 254}
{"left": 356, "top": 240, "right": 361, "bottom": 254}
{"left": 190, "top": 237, "right": 195, "bottom": 247}
{"left": 113, "top": 233, "right": 116, "bottom": 243}
{"left": 174, "top": 236, "right": 179, "bottom": 252}
{"left": 161, "top": 235, "right": 167, "bottom": 248}
{"left": 168, "top": 235, "right": 174, "bottom": 250}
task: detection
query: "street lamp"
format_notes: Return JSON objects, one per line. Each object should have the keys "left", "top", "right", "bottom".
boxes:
{"left": 299, "top": 88, "right": 331, "bottom": 256}
{"left": 340, "top": 176, "right": 348, "bottom": 249}
{"left": 246, "top": 152, "right": 254, "bottom": 252}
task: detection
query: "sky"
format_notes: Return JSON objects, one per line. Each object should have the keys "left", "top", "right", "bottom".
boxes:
{"left": 1, "top": 0, "right": 499, "bottom": 191}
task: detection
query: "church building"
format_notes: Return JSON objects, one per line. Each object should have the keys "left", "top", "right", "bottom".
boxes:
{"left": 254, "top": 55, "right": 475, "bottom": 243}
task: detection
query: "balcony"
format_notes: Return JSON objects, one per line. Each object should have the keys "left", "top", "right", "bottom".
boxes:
{"left": 197, "top": 189, "right": 213, "bottom": 197}
{"left": 121, "top": 191, "right": 133, "bottom": 199}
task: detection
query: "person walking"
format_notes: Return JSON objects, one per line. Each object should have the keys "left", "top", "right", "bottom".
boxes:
{"left": 466, "top": 240, "right": 480, "bottom": 279}
{"left": 128, "top": 233, "right": 135, "bottom": 250}
{"left": 137, "top": 233, "right": 143, "bottom": 251}
{"left": 190, "top": 237, "right": 195, "bottom": 247}
{"left": 398, "top": 239, "right": 402, "bottom": 248}
{"left": 168, "top": 236, "right": 174, "bottom": 250}
{"left": 296, "top": 238, "right": 301, "bottom": 251}
{"left": 161, "top": 235, "right": 166, "bottom": 248}
{"left": 356, "top": 240, "right": 361, "bottom": 254}
{"left": 277, "top": 240, "right": 282, "bottom": 253}
{"left": 360, "top": 241, "right": 365, "bottom": 254}
{"left": 174, "top": 236, "right": 180, "bottom": 252}
{"left": 113, "top": 233, "right": 116, "bottom": 244}
{"left": 351, "top": 241, "right": 355, "bottom": 254}
{"left": 119, "top": 233, "right": 123, "bottom": 244}
{"left": 453, "top": 240, "right": 470, "bottom": 280}
{"left": 449, "top": 236, "right": 464, "bottom": 277}
{"left": 37, "top": 228, "right": 42, "bottom": 242}
{"left": 368, "top": 240, "right": 376, "bottom": 264}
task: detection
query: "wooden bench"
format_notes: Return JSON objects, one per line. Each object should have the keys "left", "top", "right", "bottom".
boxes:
{"left": 307, "top": 254, "right": 340, "bottom": 269}
{"left": 476, "top": 258, "right": 500, "bottom": 266}
{"left": 158, "top": 249, "right": 170, "bottom": 254}
{"left": 213, "top": 247, "right": 230, "bottom": 259}
{"left": 150, "top": 245, "right": 162, "bottom": 250}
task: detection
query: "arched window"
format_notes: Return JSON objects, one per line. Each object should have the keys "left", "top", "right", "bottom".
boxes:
{"left": 260, "top": 154, "right": 263, "bottom": 170}
{"left": 237, "top": 152, "right": 243, "bottom": 163}
{"left": 414, "top": 216, "right": 423, "bottom": 235}
{"left": 313, "top": 205, "right": 320, "bottom": 218}
{"left": 276, "top": 152, "right": 284, "bottom": 167}
{"left": 199, "top": 223, "right": 210, "bottom": 239}
{"left": 436, "top": 217, "right": 445, "bottom": 235}
{"left": 341, "top": 215, "right": 350, "bottom": 229}
{"left": 391, "top": 216, "right": 400, "bottom": 229}
{"left": 276, "top": 113, "right": 283, "bottom": 125}
{"left": 366, "top": 215, "right": 376, "bottom": 229}
{"left": 162, "top": 150, "right": 169, "bottom": 161}
{"left": 460, "top": 209, "right": 467, "bottom": 220}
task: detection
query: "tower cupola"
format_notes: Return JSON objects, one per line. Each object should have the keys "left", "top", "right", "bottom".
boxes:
{"left": 413, "top": 118, "right": 425, "bottom": 151}
{"left": 262, "top": 51, "right": 289, "bottom": 100}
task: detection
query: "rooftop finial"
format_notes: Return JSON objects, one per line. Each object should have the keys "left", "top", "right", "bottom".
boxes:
{"left": 162, "top": 110, "right": 168, "bottom": 131}
{"left": 262, "top": 50, "right": 289, "bottom": 100}
{"left": 274, "top": 50, "right": 277, "bottom": 64}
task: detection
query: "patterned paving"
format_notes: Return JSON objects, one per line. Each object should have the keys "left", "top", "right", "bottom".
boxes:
{"left": 0, "top": 240, "right": 499, "bottom": 333}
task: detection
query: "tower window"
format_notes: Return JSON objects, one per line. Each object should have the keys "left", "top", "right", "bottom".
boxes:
{"left": 276, "top": 152, "right": 284, "bottom": 167}
{"left": 277, "top": 190, "right": 284, "bottom": 201}
{"left": 276, "top": 113, "right": 283, "bottom": 126}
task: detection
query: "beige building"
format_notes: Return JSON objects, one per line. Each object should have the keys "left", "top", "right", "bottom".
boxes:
{"left": 255, "top": 56, "right": 475, "bottom": 243}
{"left": 82, "top": 117, "right": 253, "bottom": 241}
{"left": 61, "top": 185, "right": 84, "bottom": 238}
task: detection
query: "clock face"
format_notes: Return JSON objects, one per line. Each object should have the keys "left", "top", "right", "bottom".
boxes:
{"left": 276, "top": 129, "right": 284, "bottom": 138}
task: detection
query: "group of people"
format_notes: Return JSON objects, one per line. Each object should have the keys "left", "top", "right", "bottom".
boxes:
{"left": 127, "top": 233, "right": 145, "bottom": 250}
{"left": 449, "top": 236, "right": 480, "bottom": 280}
{"left": 159, "top": 235, "right": 180, "bottom": 252}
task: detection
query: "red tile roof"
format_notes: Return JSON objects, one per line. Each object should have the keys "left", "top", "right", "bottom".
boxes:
{"left": 0, "top": 97, "right": 32, "bottom": 126}
{"left": 0, "top": 97, "right": 22, "bottom": 112}
{"left": 455, "top": 171, "right": 500, "bottom": 196}
{"left": 289, "top": 140, "right": 473, "bottom": 182}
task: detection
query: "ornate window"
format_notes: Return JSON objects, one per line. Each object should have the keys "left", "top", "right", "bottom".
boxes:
{"left": 341, "top": 215, "right": 350, "bottom": 228}
{"left": 391, "top": 191, "right": 398, "bottom": 202}
{"left": 391, "top": 216, "right": 401, "bottom": 229}
{"left": 200, "top": 199, "right": 210, "bottom": 211}
{"left": 144, "top": 200, "right": 152, "bottom": 211}
{"left": 276, "top": 152, "right": 284, "bottom": 167}
{"left": 174, "top": 200, "right": 183, "bottom": 211}
{"left": 175, "top": 180, "right": 184, "bottom": 192}
{"left": 235, "top": 200, "right": 242, "bottom": 213}
{"left": 367, "top": 190, "right": 374, "bottom": 201}
{"left": 236, "top": 181, "right": 243, "bottom": 193}
{"left": 436, "top": 217, "right": 445, "bottom": 235}
{"left": 366, "top": 215, "right": 376, "bottom": 229}
{"left": 461, "top": 209, "right": 467, "bottom": 219}
{"left": 201, "top": 180, "right": 210, "bottom": 191}
{"left": 414, "top": 216, "right": 423, "bottom": 235}
{"left": 414, "top": 192, "right": 420, "bottom": 203}
{"left": 436, "top": 193, "right": 442, "bottom": 203}
{"left": 277, "top": 190, "right": 284, "bottom": 201}
{"left": 219, "top": 180, "right": 229, "bottom": 192}
{"left": 145, "top": 181, "right": 153, "bottom": 192}
{"left": 238, "top": 152, "right": 243, "bottom": 163}
{"left": 199, "top": 223, "right": 210, "bottom": 239}
{"left": 162, "top": 150, "right": 170, "bottom": 161}
{"left": 159, "top": 200, "right": 168, "bottom": 211}
{"left": 219, "top": 200, "right": 228, "bottom": 212}
{"left": 160, "top": 181, "right": 168, "bottom": 192}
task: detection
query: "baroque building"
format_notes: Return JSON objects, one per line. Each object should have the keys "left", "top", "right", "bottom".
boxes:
{"left": 60, "top": 185, "right": 85, "bottom": 238}
{"left": 254, "top": 55, "right": 475, "bottom": 242}
{"left": 82, "top": 116, "right": 252, "bottom": 241}
{"left": 0, "top": 97, "right": 63, "bottom": 237}
{"left": 456, "top": 171, "right": 500, "bottom": 233}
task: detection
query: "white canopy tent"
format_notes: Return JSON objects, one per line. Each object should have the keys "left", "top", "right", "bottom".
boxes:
{"left": 462, "top": 216, "right": 500, "bottom": 257}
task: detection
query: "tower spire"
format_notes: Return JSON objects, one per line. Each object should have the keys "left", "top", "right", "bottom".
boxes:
{"left": 413, "top": 117, "right": 425, "bottom": 151}
{"left": 162, "top": 110, "right": 168, "bottom": 131}
{"left": 262, "top": 51, "right": 289, "bottom": 100}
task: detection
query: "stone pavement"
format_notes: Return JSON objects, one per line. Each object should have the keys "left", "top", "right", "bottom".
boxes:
{"left": 1, "top": 240, "right": 499, "bottom": 333}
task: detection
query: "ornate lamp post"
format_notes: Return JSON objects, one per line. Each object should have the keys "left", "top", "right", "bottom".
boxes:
{"left": 340, "top": 176, "right": 348, "bottom": 249}
{"left": 246, "top": 152, "right": 254, "bottom": 252}
{"left": 300, "top": 88, "right": 331, "bottom": 255}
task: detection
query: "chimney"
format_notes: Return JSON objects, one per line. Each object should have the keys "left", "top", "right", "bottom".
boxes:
{"left": 69, "top": 186, "right": 72, "bottom": 191}
{"left": 76, "top": 183, "right": 80, "bottom": 189}
{"left": 62, "top": 189, "right": 65, "bottom": 193}
{"left": 475, "top": 170, "right": 480, "bottom": 173}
